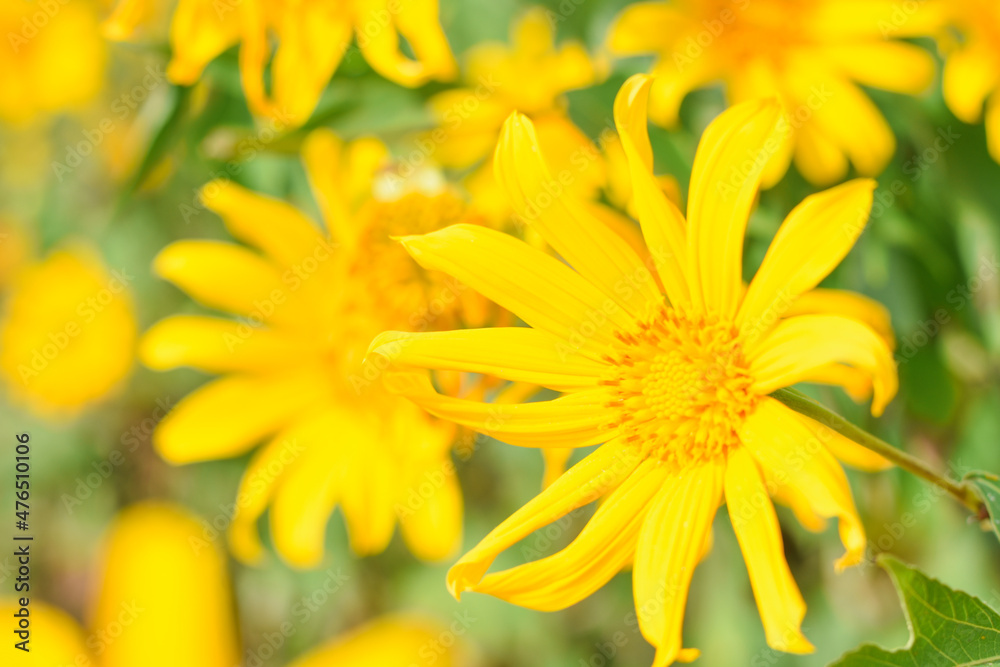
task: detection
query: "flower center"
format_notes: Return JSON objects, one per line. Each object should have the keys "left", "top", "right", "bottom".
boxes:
{"left": 602, "top": 306, "right": 757, "bottom": 469}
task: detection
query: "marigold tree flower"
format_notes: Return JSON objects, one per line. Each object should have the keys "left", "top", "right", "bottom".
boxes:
{"left": 0, "top": 0, "right": 105, "bottom": 124}
{"left": 938, "top": 0, "right": 1000, "bottom": 162}
{"left": 369, "top": 75, "right": 898, "bottom": 665}
{"left": 428, "top": 7, "right": 606, "bottom": 216}
{"left": 607, "top": 0, "right": 943, "bottom": 186}
{"left": 140, "top": 131, "right": 494, "bottom": 568}
{"left": 104, "top": 0, "right": 457, "bottom": 126}
{"left": 2, "top": 502, "right": 464, "bottom": 666}
{"left": 0, "top": 244, "right": 136, "bottom": 416}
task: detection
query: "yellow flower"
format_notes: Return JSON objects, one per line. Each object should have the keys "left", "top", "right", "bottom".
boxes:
{"left": 939, "top": 0, "right": 1000, "bottom": 162}
{"left": 0, "top": 0, "right": 105, "bottom": 124}
{"left": 429, "top": 7, "right": 606, "bottom": 215}
{"left": 104, "top": 0, "right": 456, "bottom": 126}
{"left": 369, "top": 76, "right": 898, "bottom": 665}
{"left": 0, "top": 244, "right": 136, "bottom": 416}
{"left": 607, "top": 0, "right": 942, "bottom": 186}
{"left": 141, "top": 131, "right": 489, "bottom": 568}
{"left": 0, "top": 502, "right": 238, "bottom": 667}
{"left": 288, "top": 615, "right": 467, "bottom": 667}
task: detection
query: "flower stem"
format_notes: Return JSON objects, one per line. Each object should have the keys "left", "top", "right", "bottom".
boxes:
{"left": 771, "top": 388, "right": 984, "bottom": 515}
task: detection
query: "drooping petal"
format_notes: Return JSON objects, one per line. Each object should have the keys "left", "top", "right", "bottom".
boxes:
{"left": 367, "top": 328, "right": 606, "bottom": 390}
{"left": 687, "top": 99, "right": 782, "bottom": 317}
{"left": 793, "top": 120, "right": 848, "bottom": 186}
{"left": 785, "top": 288, "right": 894, "bottom": 349}
{"left": 447, "top": 439, "right": 642, "bottom": 598}
{"left": 154, "top": 371, "right": 328, "bottom": 464}
{"left": 141, "top": 315, "right": 312, "bottom": 373}
{"left": 382, "top": 372, "right": 617, "bottom": 448}
{"left": 738, "top": 180, "right": 876, "bottom": 342}
{"left": 166, "top": 0, "right": 241, "bottom": 84}
{"left": 748, "top": 314, "right": 897, "bottom": 416}
{"left": 740, "top": 398, "right": 866, "bottom": 570}
{"left": 199, "top": 179, "right": 328, "bottom": 267}
{"left": 475, "top": 459, "right": 668, "bottom": 610}
{"left": 613, "top": 75, "right": 692, "bottom": 309}
{"left": 725, "top": 448, "right": 813, "bottom": 653}
{"left": 633, "top": 462, "right": 723, "bottom": 666}
{"left": 494, "top": 111, "right": 662, "bottom": 319}
{"left": 400, "top": 224, "right": 635, "bottom": 356}
{"left": 797, "top": 363, "right": 874, "bottom": 403}
{"left": 354, "top": 0, "right": 456, "bottom": 87}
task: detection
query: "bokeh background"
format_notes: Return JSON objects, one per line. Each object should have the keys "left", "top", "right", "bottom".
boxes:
{"left": 1, "top": 0, "right": 999, "bottom": 665}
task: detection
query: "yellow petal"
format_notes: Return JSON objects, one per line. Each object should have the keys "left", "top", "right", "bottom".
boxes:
{"left": 793, "top": 120, "right": 848, "bottom": 186}
{"left": 823, "top": 42, "right": 935, "bottom": 95}
{"left": 154, "top": 371, "right": 328, "bottom": 463}
{"left": 541, "top": 447, "right": 573, "bottom": 489}
{"left": 749, "top": 314, "right": 898, "bottom": 416}
{"left": 447, "top": 439, "right": 642, "bottom": 598}
{"left": 400, "top": 224, "right": 634, "bottom": 357}
{"left": 383, "top": 371, "right": 617, "bottom": 448}
{"left": 798, "top": 362, "right": 874, "bottom": 403}
{"left": 613, "top": 75, "right": 692, "bottom": 309}
{"left": 476, "top": 459, "right": 668, "bottom": 610}
{"left": 199, "top": 179, "right": 328, "bottom": 267}
{"left": 494, "top": 113, "right": 660, "bottom": 319}
{"left": 140, "top": 315, "right": 311, "bottom": 373}
{"left": 0, "top": 599, "right": 91, "bottom": 666}
{"left": 986, "top": 92, "right": 1000, "bottom": 164}
{"left": 725, "top": 448, "right": 814, "bottom": 654}
{"left": 607, "top": 3, "right": 687, "bottom": 55}
{"left": 288, "top": 615, "right": 460, "bottom": 667}
{"left": 228, "top": 424, "right": 309, "bottom": 564}
{"left": 741, "top": 398, "right": 866, "bottom": 571}
{"left": 93, "top": 503, "right": 241, "bottom": 667}
{"left": 167, "top": 0, "right": 241, "bottom": 85}
{"left": 270, "top": 5, "right": 353, "bottom": 125}
{"left": 738, "top": 180, "right": 876, "bottom": 343}
{"left": 354, "top": 0, "right": 456, "bottom": 87}
{"left": 154, "top": 240, "right": 289, "bottom": 320}
{"left": 398, "top": 452, "right": 464, "bottom": 562}
{"left": 633, "top": 463, "right": 722, "bottom": 666}
{"left": 647, "top": 57, "right": 720, "bottom": 128}
{"left": 687, "top": 99, "right": 782, "bottom": 317}
{"left": 941, "top": 46, "right": 1000, "bottom": 123}
{"left": 368, "top": 328, "right": 606, "bottom": 390}
{"left": 786, "top": 288, "right": 895, "bottom": 350}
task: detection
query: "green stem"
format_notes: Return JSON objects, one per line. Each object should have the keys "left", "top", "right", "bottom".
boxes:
{"left": 771, "top": 388, "right": 983, "bottom": 515}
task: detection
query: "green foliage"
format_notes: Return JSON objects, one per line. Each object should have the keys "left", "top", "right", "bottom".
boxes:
{"left": 965, "top": 472, "right": 1000, "bottom": 542}
{"left": 830, "top": 556, "right": 1000, "bottom": 667}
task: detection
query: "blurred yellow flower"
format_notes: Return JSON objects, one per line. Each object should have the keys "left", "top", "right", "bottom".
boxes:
{"left": 288, "top": 615, "right": 466, "bottom": 667}
{"left": 607, "top": 0, "right": 942, "bottom": 186}
{"left": 369, "top": 76, "right": 897, "bottom": 666}
{"left": 94, "top": 503, "right": 241, "bottom": 667}
{"left": 939, "top": 0, "right": 1000, "bottom": 162}
{"left": 0, "top": 244, "right": 136, "bottom": 416}
{"left": 428, "top": 7, "right": 606, "bottom": 217}
{"left": 0, "top": 0, "right": 106, "bottom": 124}
{"left": 3, "top": 502, "right": 463, "bottom": 666}
{"left": 141, "top": 131, "right": 492, "bottom": 568}
{"left": 104, "top": 0, "right": 456, "bottom": 126}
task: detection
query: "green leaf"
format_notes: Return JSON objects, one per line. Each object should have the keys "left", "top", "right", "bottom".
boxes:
{"left": 965, "top": 471, "right": 1000, "bottom": 541}
{"left": 829, "top": 555, "right": 1000, "bottom": 666}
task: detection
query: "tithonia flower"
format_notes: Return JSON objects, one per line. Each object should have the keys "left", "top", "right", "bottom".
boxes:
{"left": 104, "top": 0, "right": 456, "bottom": 126}
{"left": 607, "top": 0, "right": 942, "bottom": 186}
{"left": 141, "top": 130, "right": 491, "bottom": 568}
{"left": 429, "top": 7, "right": 606, "bottom": 216}
{"left": 1, "top": 502, "right": 464, "bottom": 666}
{"left": 0, "top": 244, "right": 136, "bottom": 416}
{"left": 369, "top": 75, "right": 897, "bottom": 665}
{"left": 0, "top": 0, "right": 105, "bottom": 124}
{"left": 937, "top": 0, "right": 1000, "bottom": 162}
